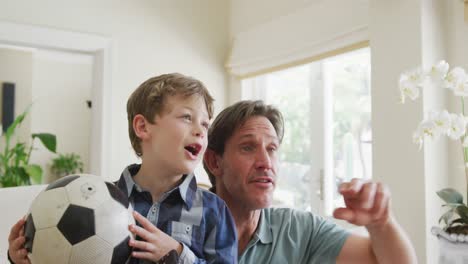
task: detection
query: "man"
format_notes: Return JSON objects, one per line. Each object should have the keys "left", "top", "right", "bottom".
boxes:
{"left": 203, "top": 100, "right": 417, "bottom": 263}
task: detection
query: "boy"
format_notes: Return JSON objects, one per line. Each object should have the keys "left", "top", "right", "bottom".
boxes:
{"left": 8, "top": 73, "right": 237, "bottom": 264}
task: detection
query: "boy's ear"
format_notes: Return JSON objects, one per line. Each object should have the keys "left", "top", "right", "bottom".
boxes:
{"left": 133, "top": 114, "right": 151, "bottom": 140}
{"left": 204, "top": 149, "right": 223, "bottom": 177}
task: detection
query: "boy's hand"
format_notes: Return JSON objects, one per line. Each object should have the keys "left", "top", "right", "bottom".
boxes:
{"left": 129, "top": 211, "right": 183, "bottom": 262}
{"left": 333, "top": 178, "right": 391, "bottom": 228}
{"left": 8, "top": 218, "right": 31, "bottom": 264}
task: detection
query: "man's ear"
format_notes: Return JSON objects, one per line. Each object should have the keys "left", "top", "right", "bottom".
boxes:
{"left": 133, "top": 114, "right": 151, "bottom": 140}
{"left": 204, "top": 149, "right": 223, "bottom": 177}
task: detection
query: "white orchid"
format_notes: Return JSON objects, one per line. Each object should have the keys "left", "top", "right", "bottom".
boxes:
{"left": 402, "top": 61, "right": 468, "bottom": 231}
{"left": 413, "top": 110, "right": 460, "bottom": 146}
{"left": 447, "top": 113, "right": 467, "bottom": 140}
{"left": 444, "top": 67, "right": 467, "bottom": 91}
{"left": 406, "top": 67, "right": 426, "bottom": 85}
{"left": 399, "top": 78, "right": 421, "bottom": 103}
{"left": 452, "top": 77, "right": 468, "bottom": 97}
{"left": 399, "top": 68, "right": 425, "bottom": 103}
{"left": 413, "top": 120, "right": 437, "bottom": 149}
{"left": 429, "top": 110, "right": 452, "bottom": 138}
{"left": 400, "top": 61, "right": 468, "bottom": 147}
{"left": 428, "top": 60, "right": 449, "bottom": 84}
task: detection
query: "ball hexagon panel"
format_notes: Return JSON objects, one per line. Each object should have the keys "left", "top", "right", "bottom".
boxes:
{"left": 69, "top": 236, "right": 113, "bottom": 264}
{"left": 65, "top": 174, "right": 111, "bottom": 209}
{"left": 112, "top": 236, "right": 132, "bottom": 264}
{"left": 57, "top": 204, "right": 95, "bottom": 245}
{"left": 45, "top": 175, "right": 80, "bottom": 190}
{"left": 30, "top": 187, "right": 69, "bottom": 229}
{"left": 95, "top": 198, "right": 134, "bottom": 247}
{"left": 24, "top": 214, "right": 35, "bottom": 252}
{"left": 30, "top": 227, "right": 72, "bottom": 264}
{"left": 105, "top": 182, "right": 129, "bottom": 208}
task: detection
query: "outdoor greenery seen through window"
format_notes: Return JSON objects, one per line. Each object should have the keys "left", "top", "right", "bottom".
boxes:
{"left": 242, "top": 47, "right": 371, "bottom": 214}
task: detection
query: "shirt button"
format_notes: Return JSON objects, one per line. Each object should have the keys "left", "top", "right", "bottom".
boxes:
{"left": 152, "top": 207, "right": 156, "bottom": 212}
{"left": 185, "top": 226, "right": 191, "bottom": 233}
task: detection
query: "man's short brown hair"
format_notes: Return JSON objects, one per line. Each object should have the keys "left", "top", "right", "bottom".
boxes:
{"left": 203, "top": 100, "right": 284, "bottom": 192}
{"left": 127, "top": 73, "right": 214, "bottom": 156}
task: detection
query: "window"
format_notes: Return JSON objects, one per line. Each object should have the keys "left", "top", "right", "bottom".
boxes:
{"left": 241, "top": 47, "right": 371, "bottom": 216}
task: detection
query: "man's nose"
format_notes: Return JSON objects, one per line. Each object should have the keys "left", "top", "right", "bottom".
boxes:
{"left": 255, "top": 149, "right": 272, "bottom": 170}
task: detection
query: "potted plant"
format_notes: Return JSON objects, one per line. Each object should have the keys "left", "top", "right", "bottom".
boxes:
{"left": 50, "top": 152, "right": 84, "bottom": 180}
{"left": 0, "top": 108, "right": 57, "bottom": 187}
{"left": 399, "top": 60, "right": 468, "bottom": 262}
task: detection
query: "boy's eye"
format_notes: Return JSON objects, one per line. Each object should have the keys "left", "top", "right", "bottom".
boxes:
{"left": 182, "top": 114, "right": 192, "bottom": 121}
{"left": 202, "top": 122, "right": 209, "bottom": 129}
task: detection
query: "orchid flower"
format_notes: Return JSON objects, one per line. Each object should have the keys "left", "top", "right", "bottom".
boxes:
{"left": 428, "top": 60, "right": 449, "bottom": 84}
{"left": 444, "top": 67, "right": 467, "bottom": 91}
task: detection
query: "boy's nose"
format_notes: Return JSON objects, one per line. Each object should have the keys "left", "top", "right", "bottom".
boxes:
{"left": 193, "top": 125, "right": 205, "bottom": 138}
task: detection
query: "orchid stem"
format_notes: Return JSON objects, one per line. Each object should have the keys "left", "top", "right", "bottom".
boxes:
{"left": 463, "top": 97, "right": 468, "bottom": 203}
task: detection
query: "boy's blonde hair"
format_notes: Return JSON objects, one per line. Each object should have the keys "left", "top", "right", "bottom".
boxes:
{"left": 127, "top": 73, "right": 214, "bottom": 156}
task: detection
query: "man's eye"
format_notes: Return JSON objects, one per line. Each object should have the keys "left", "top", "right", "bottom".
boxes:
{"left": 241, "top": 146, "right": 253, "bottom": 152}
{"left": 202, "top": 122, "right": 209, "bottom": 129}
{"left": 268, "top": 147, "right": 277, "bottom": 153}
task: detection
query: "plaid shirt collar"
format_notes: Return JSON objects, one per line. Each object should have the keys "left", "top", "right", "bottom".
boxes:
{"left": 116, "top": 163, "right": 197, "bottom": 210}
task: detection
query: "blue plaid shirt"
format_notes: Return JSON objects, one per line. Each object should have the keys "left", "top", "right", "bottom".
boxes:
{"left": 116, "top": 164, "right": 238, "bottom": 264}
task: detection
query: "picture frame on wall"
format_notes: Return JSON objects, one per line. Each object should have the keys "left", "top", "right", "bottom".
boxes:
{"left": 1, "top": 82, "right": 15, "bottom": 133}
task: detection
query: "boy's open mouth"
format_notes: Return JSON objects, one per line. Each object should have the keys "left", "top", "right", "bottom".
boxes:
{"left": 184, "top": 143, "right": 202, "bottom": 156}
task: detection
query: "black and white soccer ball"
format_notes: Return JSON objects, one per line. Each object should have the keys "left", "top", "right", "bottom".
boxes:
{"left": 24, "top": 174, "right": 135, "bottom": 264}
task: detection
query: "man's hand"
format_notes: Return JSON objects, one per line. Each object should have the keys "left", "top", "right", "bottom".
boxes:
{"left": 8, "top": 217, "right": 31, "bottom": 264}
{"left": 333, "top": 178, "right": 391, "bottom": 227}
{"left": 129, "top": 211, "right": 183, "bottom": 262}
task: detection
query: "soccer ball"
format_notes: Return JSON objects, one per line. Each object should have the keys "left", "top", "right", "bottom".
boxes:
{"left": 24, "top": 174, "right": 135, "bottom": 264}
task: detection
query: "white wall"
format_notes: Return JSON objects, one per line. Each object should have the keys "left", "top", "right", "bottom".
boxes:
{"left": 230, "top": 0, "right": 322, "bottom": 37}
{"left": 370, "top": 2, "right": 428, "bottom": 263}
{"left": 0, "top": 47, "right": 33, "bottom": 142}
{"left": 0, "top": 0, "right": 230, "bottom": 183}
{"left": 30, "top": 49, "right": 93, "bottom": 183}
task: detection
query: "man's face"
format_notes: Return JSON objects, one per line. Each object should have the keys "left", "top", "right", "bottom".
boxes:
{"left": 217, "top": 116, "right": 280, "bottom": 210}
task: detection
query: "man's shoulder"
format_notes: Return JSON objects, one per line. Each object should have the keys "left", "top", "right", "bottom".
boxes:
{"left": 263, "top": 207, "right": 314, "bottom": 219}
{"left": 262, "top": 207, "right": 327, "bottom": 228}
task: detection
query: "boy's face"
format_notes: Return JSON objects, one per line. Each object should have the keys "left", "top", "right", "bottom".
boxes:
{"left": 144, "top": 94, "right": 210, "bottom": 176}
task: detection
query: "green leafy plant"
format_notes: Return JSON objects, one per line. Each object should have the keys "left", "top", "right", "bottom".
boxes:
{"left": 0, "top": 109, "right": 56, "bottom": 187}
{"left": 50, "top": 153, "right": 84, "bottom": 178}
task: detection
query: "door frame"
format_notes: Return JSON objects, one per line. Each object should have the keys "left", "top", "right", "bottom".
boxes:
{"left": 0, "top": 21, "right": 112, "bottom": 179}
